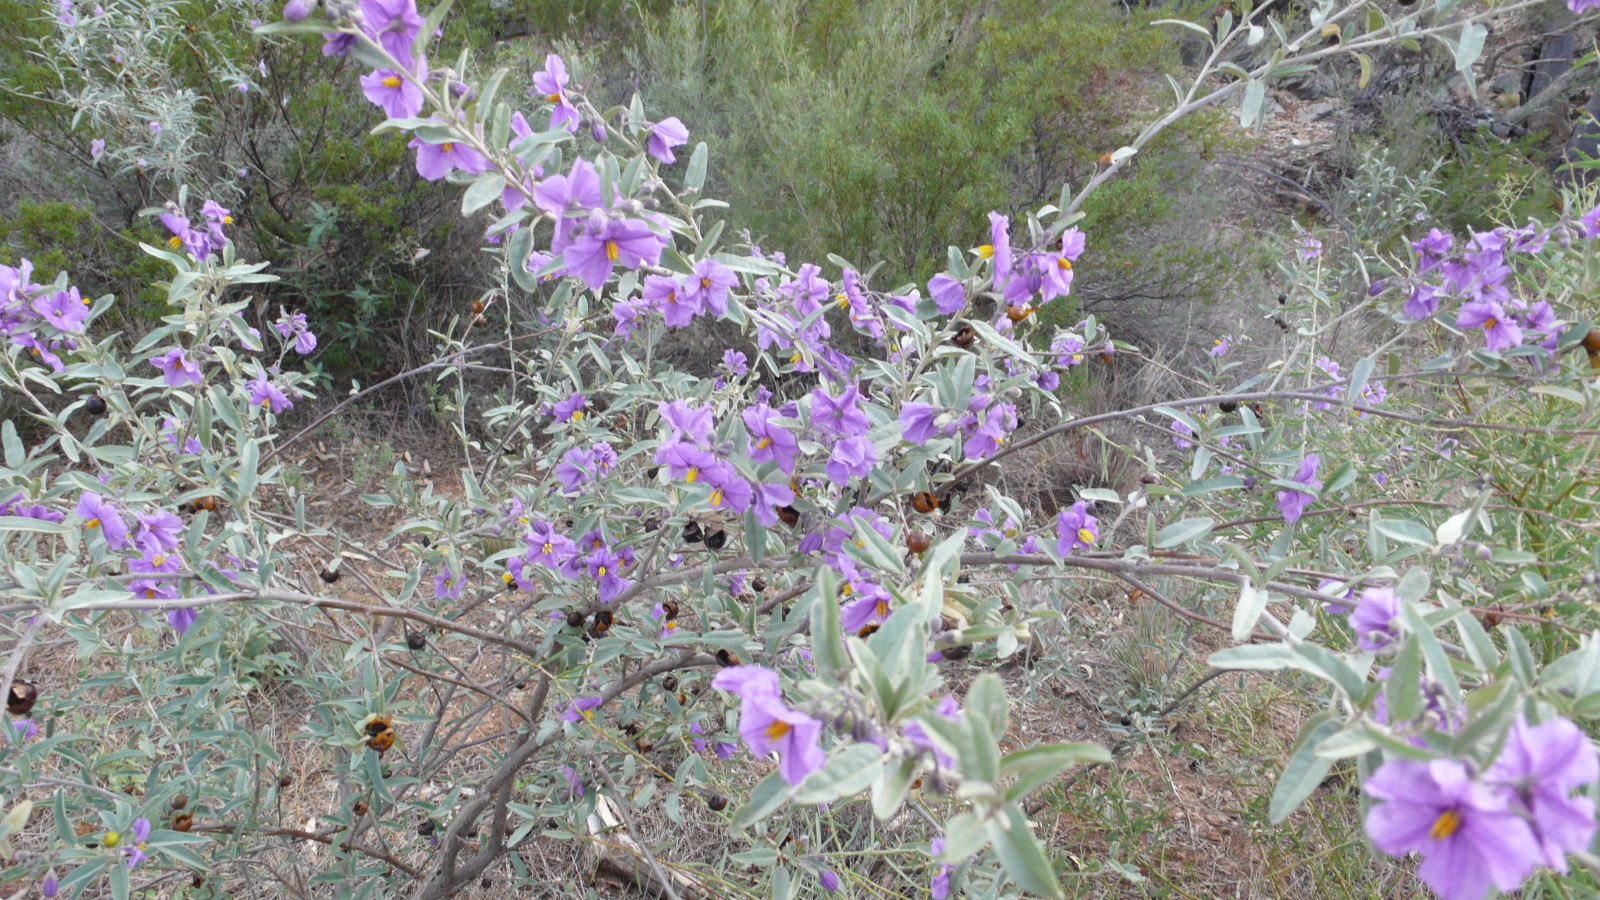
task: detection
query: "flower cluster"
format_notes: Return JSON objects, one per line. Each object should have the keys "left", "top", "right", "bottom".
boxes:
{"left": 711, "top": 665, "right": 824, "bottom": 785}
{"left": 1391, "top": 222, "right": 1578, "bottom": 354}
{"left": 1365, "top": 715, "right": 1597, "bottom": 900}
{"left": 159, "top": 200, "right": 232, "bottom": 262}
{"left": 2, "top": 258, "right": 89, "bottom": 373}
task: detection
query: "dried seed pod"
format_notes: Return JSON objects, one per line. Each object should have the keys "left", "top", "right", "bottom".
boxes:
{"left": 942, "top": 644, "right": 972, "bottom": 661}
{"left": 352, "top": 800, "right": 368, "bottom": 816}
{"left": 775, "top": 505, "right": 800, "bottom": 526}
{"left": 171, "top": 811, "right": 193, "bottom": 832}
{"left": 951, "top": 324, "right": 978, "bottom": 349}
{"left": 405, "top": 629, "right": 426, "bottom": 651}
{"left": 857, "top": 623, "right": 881, "bottom": 638}
{"left": 589, "top": 609, "right": 614, "bottom": 638}
{"left": 703, "top": 529, "right": 727, "bottom": 550}
{"left": 661, "top": 601, "right": 680, "bottom": 620}
{"left": 682, "top": 521, "right": 703, "bottom": 544}
{"left": 278, "top": 774, "right": 294, "bottom": 788}
{"left": 662, "top": 675, "right": 678, "bottom": 692}
{"left": 911, "top": 491, "right": 938, "bottom": 514}
{"left": 715, "top": 649, "right": 740, "bottom": 667}
{"left": 7, "top": 680, "right": 37, "bottom": 716}
{"left": 192, "top": 495, "right": 218, "bottom": 512}
{"left": 751, "top": 577, "right": 766, "bottom": 592}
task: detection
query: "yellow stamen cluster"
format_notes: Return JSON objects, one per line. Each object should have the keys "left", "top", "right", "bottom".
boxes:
{"left": 604, "top": 240, "right": 619, "bottom": 261}
{"left": 1077, "top": 527, "right": 1095, "bottom": 545}
{"left": 1429, "top": 810, "right": 1461, "bottom": 840}
{"left": 764, "top": 720, "right": 792, "bottom": 740}
{"left": 381, "top": 75, "right": 401, "bottom": 88}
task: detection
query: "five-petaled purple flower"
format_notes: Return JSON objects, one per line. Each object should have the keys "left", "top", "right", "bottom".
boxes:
{"left": 1275, "top": 453, "right": 1321, "bottom": 524}
{"left": 1349, "top": 585, "right": 1402, "bottom": 652}
{"left": 647, "top": 116, "right": 688, "bottom": 164}
{"left": 151, "top": 347, "right": 203, "bottom": 387}
{"left": 248, "top": 375, "right": 293, "bottom": 414}
{"left": 711, "top": 665, "right": 825, "bottom": 786}
{"left": 560, "top": 695, "right": 603, "bottom": 722}
{"left": 1055, "top": 501, "right": 1098, "bottom": 555}
{"left": 77, "top": 492, "right": 130, "bottom": 549}
{"left": 1364, "top": 759, "right": 1540, "bottom": 900}
{"left": 533, "top": 54, "right": 578, "bottom": 132}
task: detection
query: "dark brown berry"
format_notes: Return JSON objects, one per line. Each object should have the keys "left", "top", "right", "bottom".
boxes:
{"left": 319, "top": 566, "right": 340, "bottom": 584}
{"left": 906, "top": 531, "right": 931, "bottom": 554}
{"left": 715, "top": 649, "right": 740, "bottom": 667}
{"left": 7, "top": 680, "right": 37, "bottom": 716}
{"left": 661, "top": 675, "right": 677, "bottom": 692}
{"left": 191, "top": 874, "right": 206, "bottom": 888}
{"left": 911, "top": 491, "right": 938, "bottom": 514}
{"left": 704, "top": 529, "right": 727, "bottom": 550}
{"left": 418, "top": 820, "right": 435, "bottom": 837}
{"left": 84, "top": 394, "right": 106, "bottom": 415}
{"left": 352, "top": 800, "right": 368, "bottom": 816}
{"left": 1584, "top": 329, "right": 1600, "bottom": 353}
{"left": 751, "top": 577, "right": 766, "bottom": 592}
{"left": 566, "top": 610, "right": 586, "bottom": 628}
{"left": 707, "top": 794, "right": 728, "bottom": 811}
{"left": 406, "top": 629, "right": 426, "bottom": 651}
{"left": 683, "top": 521, "right": 703, "bottom": 543}
{"left": 661, "top": 601, "right": 680, "bottom": 620}
{"left": 170, "top": 793, "right": 188, "bottom": 810}
{"left": 1219, "top": 400, "right": 1238, "bottom": 413}
{"left": 943, "top": 644, "right": 972, "bottom": 660}
{"left": 776, "top": 505, "right": 800, "bottom": 526}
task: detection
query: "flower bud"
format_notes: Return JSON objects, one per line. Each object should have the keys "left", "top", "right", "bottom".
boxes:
{"left": 585, "top": 208, "right": 607, "bottom": 235}
{"left": 283, "top": 0, "right": 311, "bottom": 19}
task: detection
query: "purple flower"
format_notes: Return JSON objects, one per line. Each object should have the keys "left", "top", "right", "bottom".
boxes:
{"left": 1055, "top": 501, "right": 1098, "bottom": 555}
{"left": 899, "top": 402, "right": 940, "bottom": 444}
{"left": 927, "top": 273, "right": 965, "bottom": 315}
{"left": 1171, "top": 417, "right": 1193, "bottom": 451}
{"left": 840, "top": 587, "right": 893, "bottom": 634}
{"left": 714, "top": 741, "right": 738, "bottom": 759}
{"left": 433, "top": 567, "right": 462, "bottom": 600}
{"left": 532, "top": 54, "right": 578, "bottom": 132}
{"left": 563, "top": 218, "right": 666, "bottom": 291}
{"left": 1364, "top": 759, "right": 1541, "bottom": 900}
{"left": 1317, "top": 578, "right": 1354, "bottom": 615}
{"left": 1404, "top": 283, "right": 1439, "bottom": 320}
{"left": 360, "top": 68, "right": 424, "bottom": 119}
{"left": 76, "top": 492, "right": 130, "bottom": 549}
{"left": 647, "top": 116, "right": 688, "bottom": 164}
{"left": 282, "top": 0, "right": 310, "bottom": 20}
{"left": 248, "top": 376, "right": 293, "bottom": 414}
{"left": 409, "top": 136, "right": 490, "bottom": 181}
{"left": 132, "top": 509, "right": 183, "bottom": 554}
{"left": 167, "top": 607, "right": 197, "bottom": 634}
{"left": 123, "top": 817, "right": 151, "bottom": 869}
{"left": 1455, "top": 299, "right": 1523, "bottom": 352}
{"left": 683, "top": 258, "right": 736, "bottom": 316}
{"left": 1583, "top": 202, "right": 1600, "bottom": 235}
{"left": 1275, "top": 453, "right": 1321, "bottom": 524}
{"left": 560, "top": 695, "right": 603, "bottom": 722}
{"left": 555, "top": 446, "right": 596, "bottom": 492}
{"left": 1488, "top": 715, "right": 1599, "bottom": 872}
{"left": 40, "top": 873, "right": 57, "bottom": 898}
{"left": 930, "top": 837, "right": 955, "bottom": 899}
{"left": 703, "top": 462, "right": 754, "bottom": 512}
{"left": 1040, "top": 228, "right": 1085, "bottom": 303}
{"left": 533, "top": 158, "right": 603, "bottom": 215}
{"left": 89, "top": 138, "right": 105, "bottom": 160}
{"left": 1208, "top": 335, "right": 1230, "bottom": 357}
{"left": 711, "top": 666, "right": 825, "bottom": 785}
{"left": 11, "top": 718, "right": 38, "bottom": 741}
{"left": 722, "top": 348, "right": 748, "bottom": 376}
{"left": 552, "top": 392, "right": 586, "bottom": 422}
{"left": 150, "top": 347, "right": 202, "bottom": 387}
{"left": 817, "top": 869, "right": 840, "bottom": 892}
{"left": 742, "top": 405, "right": 797, "bottom": 473}
{"left": 904, "top": 696, "right": 959, "bottom": 769}
{"left": 31, "top": 288, "right": 88, "bottom": 332}
{"left": 825, "top": 435, "right": 878, "bottom": 486}
{"left": 1298, "top": 237, "right": 1322, "bottom": 259}
{"left": 811, "top": 384, "right": 870, "bottom": 437}
{"left": 655, "top": 440, "right": 717, "bottom": 484}
{"left": 1349, "top": 585, "right": 1402, "bottom": 652}
{"left": 358, "top": 0, "right": 424, "bottom": 69}
{"left": 980, "top": 211, "right": 1013, "bottom": 285}
{"left": 525, "top": 520, "right": 576, "bottom": 570}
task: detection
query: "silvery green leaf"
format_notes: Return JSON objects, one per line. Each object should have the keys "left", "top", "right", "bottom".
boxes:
{"left": 793, "top": 743, "right": 884, "bottom": 803}
{"left": 1269, "top": 712, "right": 1340, "bottom": 823}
